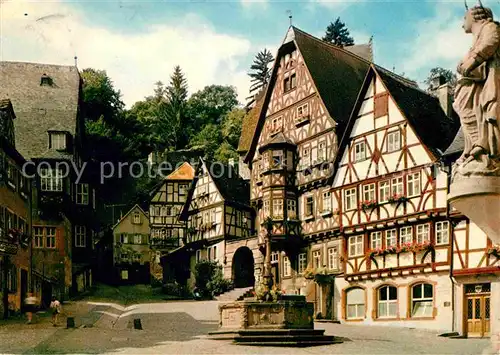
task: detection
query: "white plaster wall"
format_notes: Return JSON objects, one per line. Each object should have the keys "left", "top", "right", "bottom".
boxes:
{"left": 336, "top": 273, "right": 454, "bottom": 332}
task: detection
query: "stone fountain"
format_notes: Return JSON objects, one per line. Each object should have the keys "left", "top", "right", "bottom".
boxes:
{"left": 446, "top": 2, "right": 500, "bottom": 353}
{"left": 209, "top": 220, "right": 340, "bottom": 346}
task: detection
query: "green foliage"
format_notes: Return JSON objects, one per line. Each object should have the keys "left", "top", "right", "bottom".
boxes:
{"left": 81, "top": 68, "right": 125, "bottom": 123}
{"left": 194, "top": 260, "right": 219, "bottom": 294}
{"left": 424, "top": 67, "right": 457, "bottom": 92}
{"left": 221, "top": 108, "right": 245, "bottom": 147}
{"left": 206, "top": 267, "right": 233, "bottom": 296}
{"left": 187, "top": 85, "right": 239, "bottom": 127}
{"left": 194, "top": 260, "right": 232, "bottom": 297}
{"left": 248, "top": 49, "right": 274, "bottom": 97}
{"left": 322, "top": 17, "right": 355, "bottom": 47}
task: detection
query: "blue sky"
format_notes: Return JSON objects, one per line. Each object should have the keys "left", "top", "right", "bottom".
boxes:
{"left": 0, "top": 0, "right": 489, "bottom": 106}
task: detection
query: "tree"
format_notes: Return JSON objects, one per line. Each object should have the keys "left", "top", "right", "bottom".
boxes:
{"left": 424, "top": 67, "right": 457, "bottom": 92}
{"left": 248, "top": 49, "right": 274, "bottom": 97}
{"left": 187, "top": 85, "right": 239, "bottom": 129}
{"left": 322, "top": 17, "right": 355, "bottom": 47}
{"left": 188, "top": 123, "right": 223, "bottom": 160}
{"left": 221, "top": 108, "right": 245, "bottom": 148}
{"left": 81, "top": 68, "right": 124, "bottom": 123}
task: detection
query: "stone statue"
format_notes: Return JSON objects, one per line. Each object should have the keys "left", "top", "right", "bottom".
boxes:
{"left": 453, "top": 1, "right": 500, "bottom": 178}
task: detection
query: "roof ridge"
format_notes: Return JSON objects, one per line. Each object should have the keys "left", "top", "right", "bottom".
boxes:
{"left": 293, "top": 26, "right": 421, "bottom": 89}
{"left": 0, "top": 61, "right": 77, "bottom": 69}
{"left": 291, "top": 26, "right": 373, "bottom": 65}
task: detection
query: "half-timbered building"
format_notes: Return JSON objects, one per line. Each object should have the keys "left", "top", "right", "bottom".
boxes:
{"left": 178, "top": 159, "right": 256, "bottom": 288}
{"left": 442, "top": 130, "right": 500, "bottom": 338}
{"left": 332, "top": 64, "right": 460, "bottom": 330}
{"left": 149, "top": 162, "right": 194, "bottom": 282}
{"left": 239, "top": 26, "right": 374, "bottom": 316}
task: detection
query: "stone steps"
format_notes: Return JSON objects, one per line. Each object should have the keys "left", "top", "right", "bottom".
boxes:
{"left": 215, "top": 287, "right": 253, "bottom": 302}
{"left": 232, "top": 329, "right": 342, "bottom": 347}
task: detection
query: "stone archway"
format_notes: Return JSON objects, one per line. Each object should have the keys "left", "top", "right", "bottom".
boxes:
{"left": 232, "top": 247, "right": 255, "bottom": 288}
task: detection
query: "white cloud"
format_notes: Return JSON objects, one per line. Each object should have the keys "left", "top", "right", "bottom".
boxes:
{"left": 401, "top": 3, "right": 471, "bottom": 77}
{"left": 310, "top": 0, "right": 362, "bottom": 11}
{"left": 241, "top": 0, "right": 269, "bottom": 10}
{"left": 0, "top": 0, "right": 254, "bottom": 107}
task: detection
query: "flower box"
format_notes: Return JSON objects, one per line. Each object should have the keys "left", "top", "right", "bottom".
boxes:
{"left": 360, "top": 199, "right": 378, "bottom": 211}
{"left": 388, "top": 194, "right": 408, "bottom": 204}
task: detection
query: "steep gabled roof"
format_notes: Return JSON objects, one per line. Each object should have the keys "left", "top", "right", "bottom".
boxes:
{"left": 165, "top": 162, "right": 195, "bottom": 181}
{"left": 0, "top": 61, "right": 81, "bottom": 160}
{"left": 209, "top": 161, "right": 250, "bottom": 207}
{"left": 375, "top": 67, "right": 459, "bottom": 157}
{"left": 443, "top": 128, "right": 464, "bottom": 157}
{"left": 336, "top": 64, "right": 459, "bottom": 168}
{"left": 238, "top": 90, "right": 265, "bottom": 154}
{"left": 112, "top": 204, "right": 148, "bottom": 230}
{"left": 244, "top": 26, "right": 372, "bottom": 163}
{"left": 180, "top": 159, "right": 250, "bottom": 220}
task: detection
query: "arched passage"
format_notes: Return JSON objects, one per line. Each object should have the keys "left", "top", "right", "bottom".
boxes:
{"left": 232, "top": 247, "right": 255, "bottom": 288}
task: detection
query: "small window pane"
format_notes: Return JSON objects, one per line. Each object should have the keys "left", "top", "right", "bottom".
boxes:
{"left": 424, "top": 284, "right": 433, "bottom": 298}
{"left": 413, "top": 284, "right": 422, "bottom": 299}
{"left": 380, "top": 286, "right": 387, "bottom": 300}
{"left": 389, "top": 286, "right": 397, "bottom": 300}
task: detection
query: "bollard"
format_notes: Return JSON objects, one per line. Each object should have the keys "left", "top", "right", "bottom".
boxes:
{"left": 67, "top": 317, "right": 75, "bottom": 329}
{"left": 133, "top": 318, "right": 142, "bottom": 330}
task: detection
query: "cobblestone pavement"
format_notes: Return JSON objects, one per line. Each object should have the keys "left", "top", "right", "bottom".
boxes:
{"left": 0, "top": 299, "right": 492, "bottom": 354}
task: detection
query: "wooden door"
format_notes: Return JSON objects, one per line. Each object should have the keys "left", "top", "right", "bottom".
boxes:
{"left": 466, "top": 295, "right": 490, "bottom": 338}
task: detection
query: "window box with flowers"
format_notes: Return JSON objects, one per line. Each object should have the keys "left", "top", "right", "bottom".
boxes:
{"left": 410, "top": 240, "right": 434, "bottom": 253}
{"left": 368, "top": 248, "right": 388, "bottom": 258}
{"left": 360, "top": 199, "right": 378, "bottom": 211}
{"left": 487, "top": 245, "right": 500, "bottom": 258}
{"left": 388, "top": 194, "right": 408, "bottom": 204}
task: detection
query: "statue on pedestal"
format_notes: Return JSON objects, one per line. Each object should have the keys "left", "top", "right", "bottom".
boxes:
{"left": 453, "top": 1, "right": 500, "bottom": 179}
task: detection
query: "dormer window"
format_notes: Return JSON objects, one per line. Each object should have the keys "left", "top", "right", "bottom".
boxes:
{"left": 49, "top": 132, "right": 67, "bottom": 150}
{"left": 40, "top": 74, "right": 53, "bottom": 86}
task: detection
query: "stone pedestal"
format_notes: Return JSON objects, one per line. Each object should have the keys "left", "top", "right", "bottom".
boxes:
{"left": 218, "top": 295, "right": 313, "bottom": 330}
{"left": 448, "top": 176, "right": 500, "bottom": 245}
{"left": 211, "top": 295, "right": 340, "bottom": 346}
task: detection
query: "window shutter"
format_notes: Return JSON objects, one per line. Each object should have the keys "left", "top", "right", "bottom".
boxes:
{"left": 374, "top": 93, "right": 389, "bottom": 118}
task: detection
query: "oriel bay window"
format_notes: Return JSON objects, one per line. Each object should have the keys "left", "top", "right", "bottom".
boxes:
{"left": 345, "top": 287, "right": 365, "bottom": 320}
{"left": 305, "top": 195, "right": 314, "bottom": 217}
{"left": 273, "top": 199, "right": 283, "bottom": 219}
{"left": 287, "top": 200, "right": 297, "bottom": 219}
{"left": 271, "top": 150, "right": 284, "bottom": 169}
{"left": 378, "top": 285, "right": 398, "bottom": 318}
{"left": 411, "top": 283, "right": 434, "bottom": 318}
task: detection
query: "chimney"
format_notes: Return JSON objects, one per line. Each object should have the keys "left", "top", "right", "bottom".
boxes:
{"left": 430, "top": 74, "right": 453, "bottom": 118}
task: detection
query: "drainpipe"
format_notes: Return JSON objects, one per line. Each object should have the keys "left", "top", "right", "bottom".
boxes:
{"left": 442, "top": 157, "right": 456, "bottom": 333}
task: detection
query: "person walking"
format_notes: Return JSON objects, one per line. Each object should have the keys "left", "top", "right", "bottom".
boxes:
{"left": 49, "top": 296, "right": 61, "bottom": 326}
{"left": 24, "top": 293, "right": 37, "bottom": 324}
